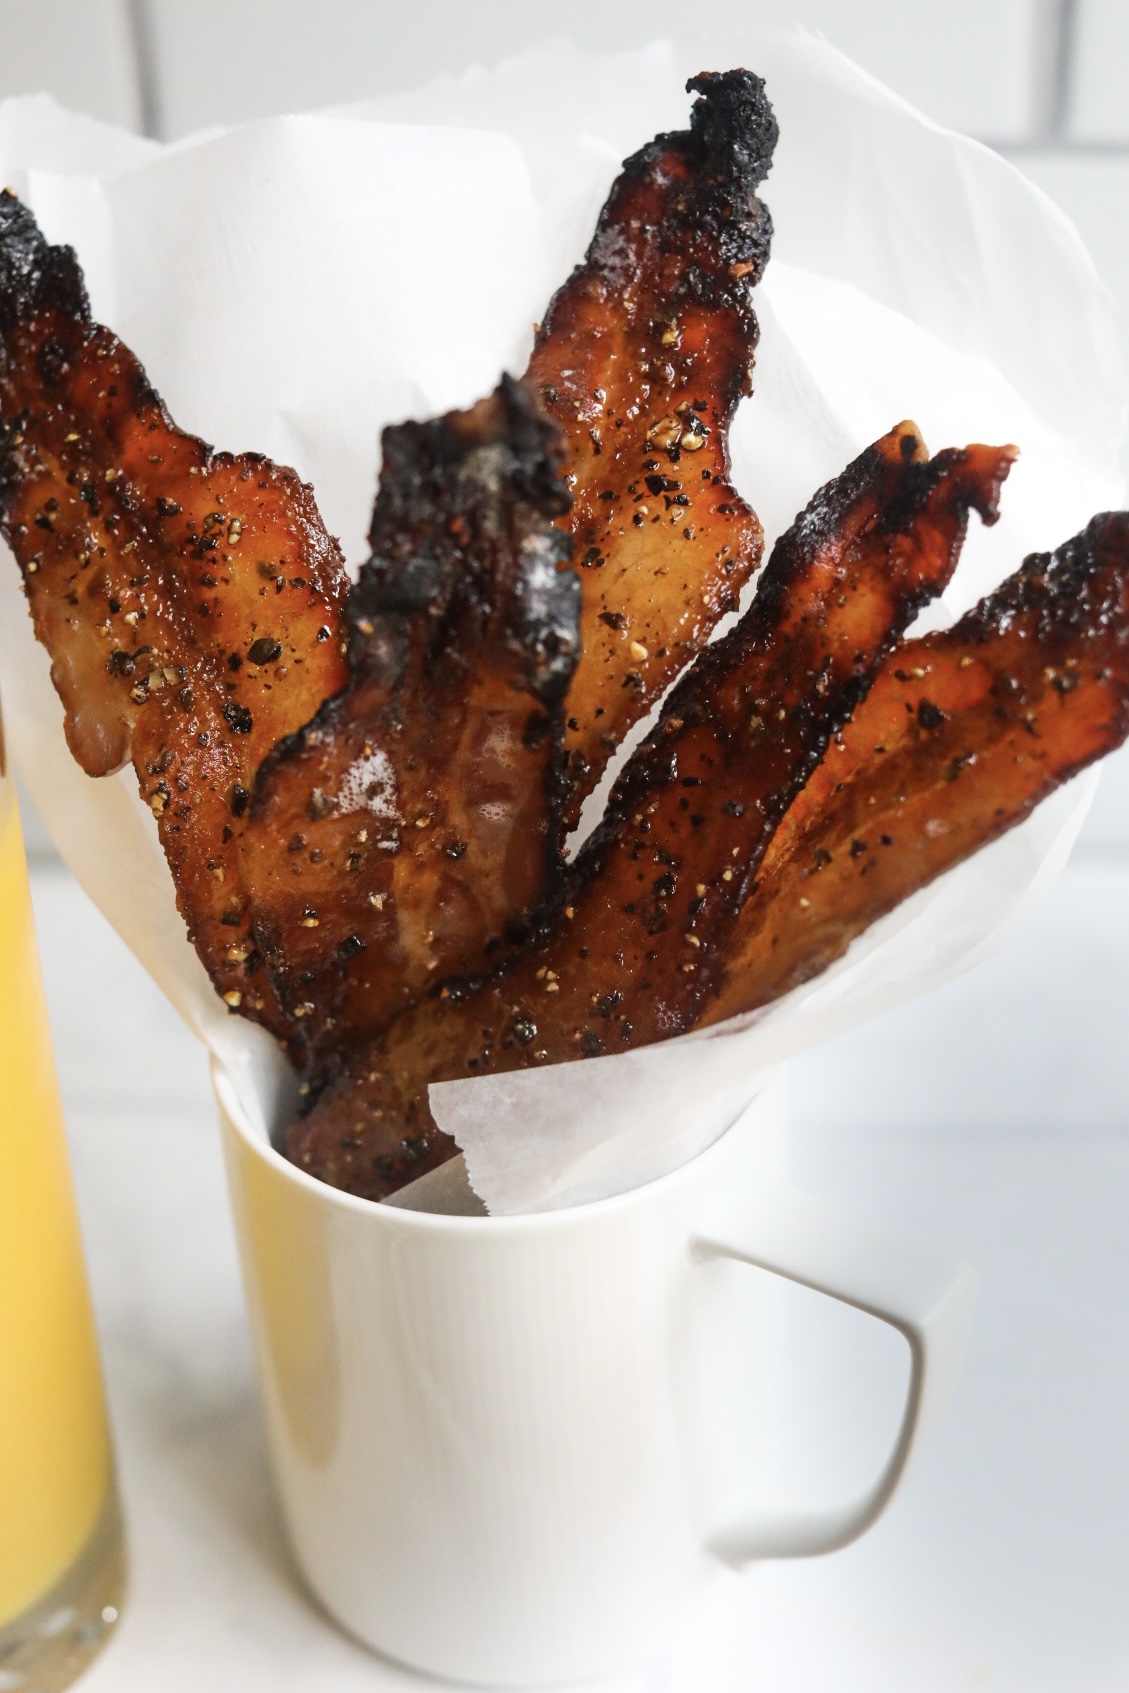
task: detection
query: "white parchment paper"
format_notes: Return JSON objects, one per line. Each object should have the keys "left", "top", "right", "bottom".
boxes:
{"left": 0, "top": 35, "right": 1123, "bottom": 1211}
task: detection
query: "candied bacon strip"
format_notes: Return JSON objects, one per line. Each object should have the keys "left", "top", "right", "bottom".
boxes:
{"left": 241, "top": 378, "right": 579, "bottom": 1058}
{"left": 699, "top": 512, "right": 1129, "bottom": 1025}
{"left": 286, "top": 425, "right": 1015, "bottom": 1198}
{"left": 0, "top": 192, "right": 349, "bottom": 1037}
{"left": 251, "top": 69, "right": 777, "bottom": 1056}
{"left": 526, "top": 69, "right": 777, "bottom": 830}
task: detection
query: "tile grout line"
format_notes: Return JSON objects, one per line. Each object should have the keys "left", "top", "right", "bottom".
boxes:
{"left": 984, "top": 0, "right": 1129, "bottom": 156}
{"left": 1046, "top": 0, "right": 1079, "bottom": 143}
{"left": 1000, "top": 139, "right": 1129, "bottom": 156}
{"left": 125, "top": 0, "right": 163, "bottom": 140}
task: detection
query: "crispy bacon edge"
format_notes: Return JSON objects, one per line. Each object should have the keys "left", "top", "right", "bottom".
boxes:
{"left": 241, "top": 377, "right": 579, "bottom": 1061}
{"left": 0, "top": 190, "right": 350, "bottom": 1037}
{"left": 701, "top": 511, "right": 1129, "bottom": 1024}
{"left": 526, "top": 68, "right": 778, "bottom": 830}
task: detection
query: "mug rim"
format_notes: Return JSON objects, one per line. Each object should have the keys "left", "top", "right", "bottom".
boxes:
{"left": 211, "top": 1054, "right": 767, "bottom": 1236}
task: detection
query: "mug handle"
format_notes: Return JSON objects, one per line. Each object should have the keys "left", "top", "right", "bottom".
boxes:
{"left": 693, "top": 1182, "right": 977, "bottom": 1563}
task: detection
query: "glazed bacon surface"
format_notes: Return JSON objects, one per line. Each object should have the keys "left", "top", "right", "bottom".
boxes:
{"left": 242, "top": 379, "right": 579, "bottom": 1059}
{"left": 528, "top": 69, "right": 778, "bottom": 830}
{"left": 701, "top": 511, "right": 1129, "bottom": 1024}
{"left": 0, "top": 191, "right": 349, "bottom": 1038}
{"left": 287, "top": 426, "right": 1017, "bottom": 1197}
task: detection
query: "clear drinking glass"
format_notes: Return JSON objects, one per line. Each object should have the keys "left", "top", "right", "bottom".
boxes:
{"left": 0, "top": 718, "right": 125, "bottom": 1691}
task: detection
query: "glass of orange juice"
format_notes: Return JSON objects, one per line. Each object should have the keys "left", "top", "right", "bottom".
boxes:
{"left": 0, "top": 713, "right": 125, "bottom": 1690}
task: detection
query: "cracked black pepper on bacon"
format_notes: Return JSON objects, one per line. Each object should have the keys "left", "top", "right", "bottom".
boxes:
{"left": 0, "top": 187, "right": 350, "bottom": 1043}
{"left": 241, "top": 376, "right": 582, "bottom": 1056}
{"left": 3, "top": 70, "right": 1129, "bottom": 1203}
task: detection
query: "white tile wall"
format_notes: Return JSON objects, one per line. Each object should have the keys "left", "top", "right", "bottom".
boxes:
{"left": 1068, "top": 0, "right": 1129, "bottom": 141}
{"left": 0, "top": 0, "right": 140, "bottom": 130}
{"left": 3, "top": 0, "right": 1046, "bottom": 144}
{"left": 1009, "top": 148, "right": 1129, "bottom": 370}
{"left": 792, "top": 0, "right": 1044, "bottom": 142}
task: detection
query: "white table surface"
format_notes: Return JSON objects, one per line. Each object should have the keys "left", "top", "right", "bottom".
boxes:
{"left": 31, "top": 835, "right": 1129, "bottom": 1692}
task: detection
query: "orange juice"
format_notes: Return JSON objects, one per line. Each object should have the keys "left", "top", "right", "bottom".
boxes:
{"left": 0, "top": 773, "right": 111, "bottom": 1626}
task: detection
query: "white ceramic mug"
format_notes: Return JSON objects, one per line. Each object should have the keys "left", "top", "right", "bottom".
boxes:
{"left": 214, "top": 1060, "right": 976, "bottom": 1688}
